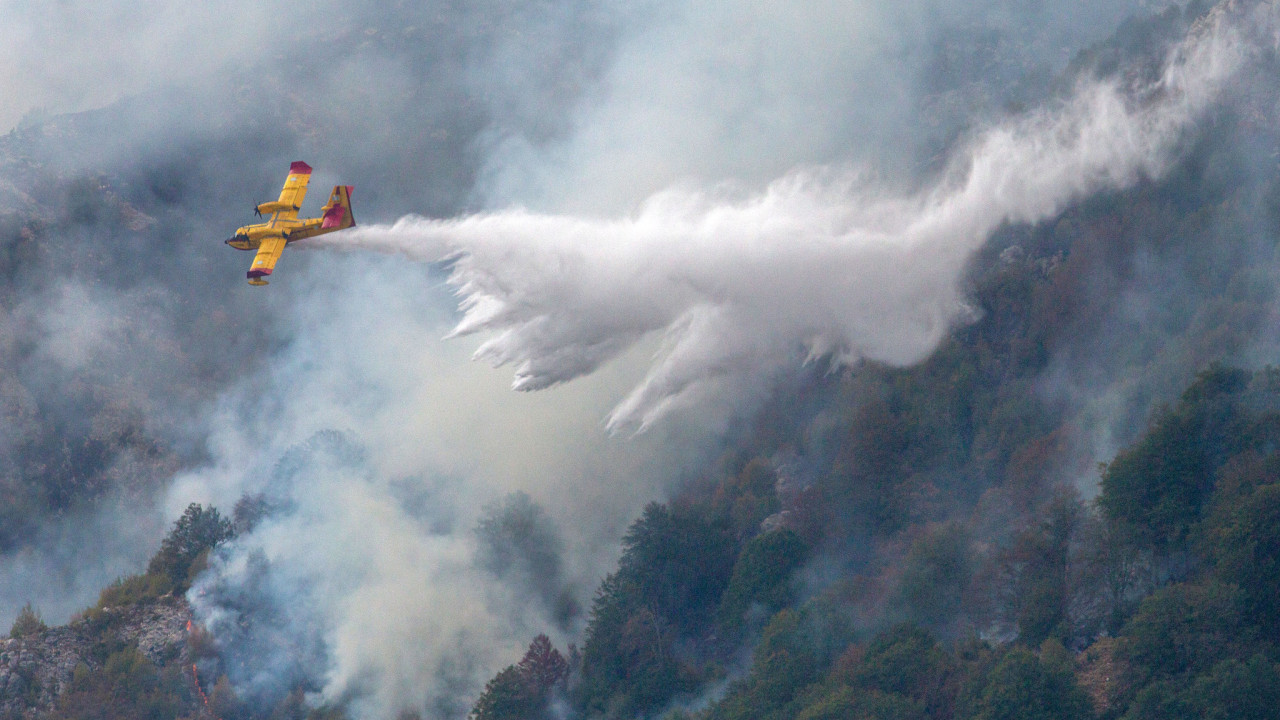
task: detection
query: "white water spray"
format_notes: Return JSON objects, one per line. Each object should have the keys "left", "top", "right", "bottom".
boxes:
{"left": 310, "top": 1, "right": 1264, "bottom": 432}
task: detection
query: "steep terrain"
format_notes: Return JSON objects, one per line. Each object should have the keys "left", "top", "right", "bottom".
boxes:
{"left": 5, "top": 1, "right": 1280, "bottom": 719}
{"left": 1, "top": 599, "right": 194, "bottom": 719}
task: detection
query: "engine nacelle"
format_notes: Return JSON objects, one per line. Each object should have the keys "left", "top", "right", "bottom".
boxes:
{"left": 255, "top": 200, "right": 298, "bottom": 216}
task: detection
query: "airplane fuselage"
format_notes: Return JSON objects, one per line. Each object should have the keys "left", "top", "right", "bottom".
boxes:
{"left": 225, "top": 215, "right": 327, "bottom": 251}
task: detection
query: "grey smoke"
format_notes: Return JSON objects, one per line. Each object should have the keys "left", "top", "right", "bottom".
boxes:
{"left": 3, "top": 1, "right": 1266, "bottom": 719}
{"left": 314, "top": 0, "right": 1260, "bottom": 432}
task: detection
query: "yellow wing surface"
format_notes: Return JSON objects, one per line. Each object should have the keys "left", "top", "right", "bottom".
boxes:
{"left": 254, "top": 161, "right": 313, "bottom": 219}
{"left": 277, "top": 161, "right": 312, "bottom": 214}
{"left": 246, "top": 234, "right": 287, "bottom": 285}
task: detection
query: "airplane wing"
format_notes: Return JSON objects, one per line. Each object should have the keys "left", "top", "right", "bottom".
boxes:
{"left": 246, "top": 234, "right": 287, "bottom": 285}
{"left": 272, "top": 161, "right": 313, "bottom": 220}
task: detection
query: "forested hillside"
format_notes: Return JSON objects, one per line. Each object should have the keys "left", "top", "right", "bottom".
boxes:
{"left": 5, "top": 1, "right": 1280, "bottom": 719}
{"left": 467, "top": 3, "right": 1280, "bottom": 717}
{"left": 467, "top": 364, "right": 1279, "bottom": 720}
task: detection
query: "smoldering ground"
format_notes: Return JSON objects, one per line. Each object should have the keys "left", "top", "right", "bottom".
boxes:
{"left": 5, "top": 0, "right": 1275, "bottom": 718}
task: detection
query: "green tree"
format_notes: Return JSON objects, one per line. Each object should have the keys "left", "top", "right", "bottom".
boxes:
{"left": 1099, "top": 366, "right": 1249, "bottom": 550}
{"left": 1120, "top": 581, "right": 1253, "bottom": 683}
{"left": 1120, "top": 680, "right": 1194, "bottom": 720}
{"left": 471, "top": 666, "right": 538, "bottom": 720}
{"left": 471, "top": 636, "right": 570, "bottom": 720}
{"left": 147, "top": 502, "right": 234, "bottom": 593}
{"left": 1185, "top": 655, "right": 1280, "bottom": 720}
{"left": 49, "top": 646, "right": 190, "bottom": 720}
{"left": 1122, "top": 655, "right": 1280, "bottom": 720}
{"left": 574, "top": 503, "right": 735, "bottom": 718}
{"left": 709, "top": 457, "right": 781, "bottom": 539}
{"left": 998, "top": 497, "right": 1079, "bottom": 646}
{"left": 475, "top": 492, "right": 571, "bottom": 621}
{"left": 706, "top": 610, "right": 822, "bottom": 720}
{"left": 897, "top": 523, "right": 973, "bottom": 630}
{"left": 9, "top": 601, "right": 46, "bottom": 638}
{"left": 796, "top": 688, "right": 925, "bottom": 720}
{"left": 613, "top": 502, "right": 737, "bottom": 636}
{"left": 717, "top": 529, "right": 808, "bottom": 634}
{"left": 96, "top": 572, "right": 171, "bottom": 608}
{"left": 1204, "top": 482, "right": 1280, "bottom": 632}
{"left": 964, "top": 646, "right": 1093, "bottom": 720}
{"left": 845, "top": 624, "right": 955, "bottom": 717}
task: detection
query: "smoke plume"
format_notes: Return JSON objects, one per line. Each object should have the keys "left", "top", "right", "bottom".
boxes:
{"left": 8, "top": 1, "right": 1278, "bottom": 718}
{"left": 311, "top": 0, "right": 1262, "bottom": 432}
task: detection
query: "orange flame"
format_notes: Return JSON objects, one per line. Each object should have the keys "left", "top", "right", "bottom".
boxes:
{"left": 190, "top": 662, "right": 219, "bottom": 717}
{"left": 186, "top": 619, "right": 222, "bottom": 720}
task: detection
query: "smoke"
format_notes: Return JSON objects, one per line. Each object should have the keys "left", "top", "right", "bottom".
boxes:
{"left": 5, "top": 0, "right": 1276, "bottom": 717}
{"left": 177, "top": 4, "right": 1277, "bottom": 716}
{"left": 0, "top": 0, "right": 625, "bottom": 631}
{"left": 312, "top": 0, "right": 1259, "bottom": 433}
{"left": 0, "top": 493, "right": 165, "bottom": 629}
{"left": 191, "top": 432, "right": 508, "bottom": 717}
{"left": 173, "top": 256, "right": 723, "bottom": 718}
{"left": 470, "top": 0, "right": 1182, "bottom": 213}
{"left": 0, "top": 1, "right": 285, "bottom": 130}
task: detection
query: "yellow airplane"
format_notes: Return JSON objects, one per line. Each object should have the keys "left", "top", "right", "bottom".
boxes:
{"left": 225, "top": 161, "right": 356, "bottom": 285}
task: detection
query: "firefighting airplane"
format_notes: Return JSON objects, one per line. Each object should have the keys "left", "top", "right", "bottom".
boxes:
{"left": 225, "top": 161, "right": 355, "bottom": 285}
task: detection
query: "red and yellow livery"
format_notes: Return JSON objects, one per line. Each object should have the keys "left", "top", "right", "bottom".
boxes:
{"left": 225, "top": 161, "right": 356, "bottom": 285}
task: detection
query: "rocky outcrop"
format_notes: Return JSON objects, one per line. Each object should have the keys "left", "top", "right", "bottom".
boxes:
{"left": 0, "top": 597, "right": 192, "bottom": 718}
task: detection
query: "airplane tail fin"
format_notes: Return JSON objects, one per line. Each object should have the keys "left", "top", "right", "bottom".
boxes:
{"left": 320, "top": 185, "right": 356, "bottom": 230}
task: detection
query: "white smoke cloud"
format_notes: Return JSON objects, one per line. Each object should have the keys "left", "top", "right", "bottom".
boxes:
{"left": 0, "top": 1, "right": 303, "bottom": 131}
{"left": 312, "top": 0, "right": 1259, "bottom": 433}
{"left": 9, "top": 0, "right": 1263, "bottom": 717}
{"left": 0, "top": 494, "right": 164, "bottom": 629}
{"left": 176, "top": 255, "right": 721, "bottom": 718}
{"left": 472, "top": 0, "right": 1176, "bottom": 213}
{"left": 181, "top": 5, "right": 1271, "bottom": 711}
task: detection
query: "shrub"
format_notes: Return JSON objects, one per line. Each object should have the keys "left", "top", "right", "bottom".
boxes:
{"left": 97, "top": 573, "right": 171, "bottom": 609}
{"left": 9, "top": 602, "right": 46, "bottom": 638}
